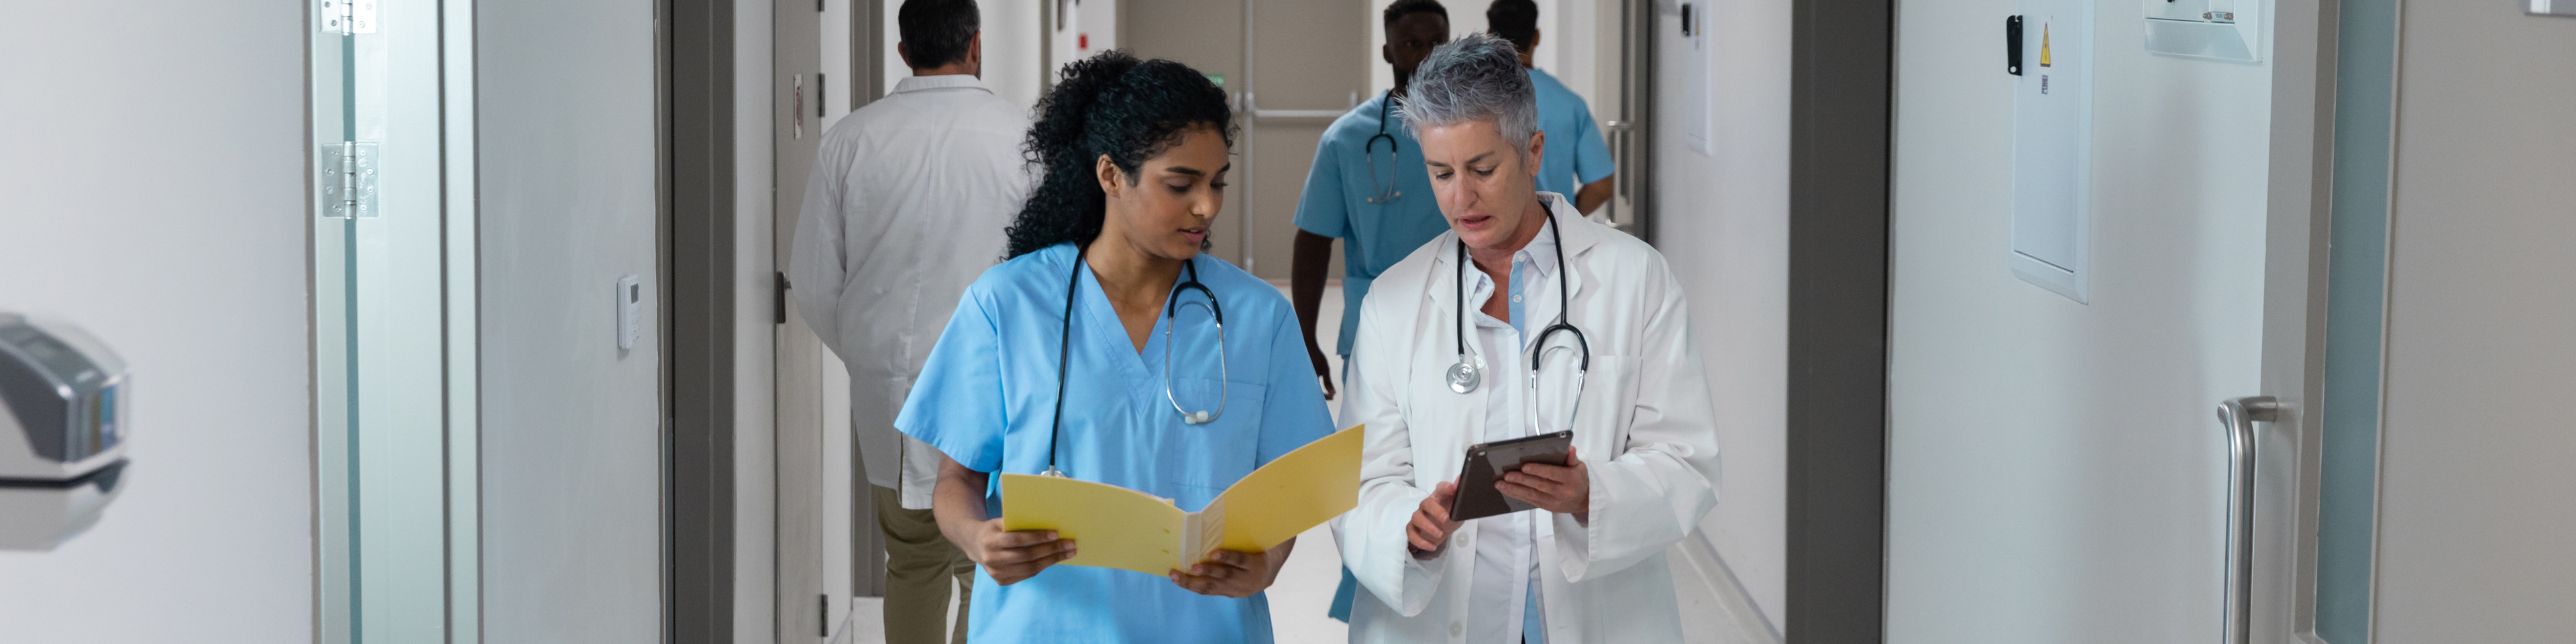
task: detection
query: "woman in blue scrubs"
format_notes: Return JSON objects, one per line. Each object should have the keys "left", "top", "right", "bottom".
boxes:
{"left": 895, "top": 51, "right": 1335, "bottom": 643}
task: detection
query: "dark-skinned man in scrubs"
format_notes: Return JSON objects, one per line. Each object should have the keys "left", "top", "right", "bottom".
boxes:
{"left": 1287, "top": 0, "right": 1454, "bottom": 625}
{"left": 1487, "top": 0, "right": 1617, "bottom": 217}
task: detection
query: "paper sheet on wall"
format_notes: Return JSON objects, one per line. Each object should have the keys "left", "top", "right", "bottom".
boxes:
{"left": 1000, "top": 425, "right": 1364, "bottom": 576}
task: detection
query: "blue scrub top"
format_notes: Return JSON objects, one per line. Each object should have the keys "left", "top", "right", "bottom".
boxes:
{"left": 1293, "top": 91, "right": 1452, "bottom": 357}
{"left": 1528, "top": 68, "right": 1617, "bottom": 198}
{"left": 896, "top": 243, "right": 1336, "bottom": 644}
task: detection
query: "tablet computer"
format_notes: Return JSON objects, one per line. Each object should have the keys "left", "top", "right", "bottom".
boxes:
{"left": 1446, "top": 430, "right": 1575, "bottom": 522}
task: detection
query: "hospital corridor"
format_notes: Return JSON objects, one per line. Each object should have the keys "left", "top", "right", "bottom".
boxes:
{"left": 3, "top": 0, "right": 2573, "bottom": 643}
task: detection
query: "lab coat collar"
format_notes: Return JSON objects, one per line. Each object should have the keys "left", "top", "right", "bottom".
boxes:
{"left": 891, "top": 74, "right": 994, "bottom": 95}
{"left": 1429, "top": 191, "right": 1599, "bottom": 307}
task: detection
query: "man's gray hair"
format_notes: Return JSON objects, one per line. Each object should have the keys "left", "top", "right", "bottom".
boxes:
{"left": 1398, "top": 33, "right": 1538, "bottom": 155}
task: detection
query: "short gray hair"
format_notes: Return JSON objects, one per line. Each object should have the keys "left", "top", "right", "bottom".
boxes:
{"left": 1397, "top": 33, "right": 1537, "bottom": 155}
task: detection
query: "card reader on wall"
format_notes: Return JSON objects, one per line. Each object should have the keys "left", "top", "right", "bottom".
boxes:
{"left": 2143, "top": 0, "right": 2261, "bottom": 62}
{"left": 0, "top": 313, "right": 131, "bottom": 551}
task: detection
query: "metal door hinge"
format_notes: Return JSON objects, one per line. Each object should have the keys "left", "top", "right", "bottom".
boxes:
{"left": 818, "top": 594, "right": 830, "bottom": 637}
{"left": 321, "top": 142, "right": 380, "bottom": 219}
{"left": 320, "top": 0, "right": 376, "bottom": 34}
{"left": 774, "top": 272, "right": 790, "bottom": 325}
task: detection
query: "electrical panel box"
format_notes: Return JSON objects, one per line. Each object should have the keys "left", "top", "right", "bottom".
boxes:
{"left": 2010, "top": 3, "right": 2094, "bottom": 303}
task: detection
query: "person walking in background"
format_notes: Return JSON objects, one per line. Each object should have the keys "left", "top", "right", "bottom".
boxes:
{"left": 1486, "top": 0, "right": 1618, "bottom": 217}
{"left": 786, "top": 1, "right": 1028, "bottom": 641}
{"left": 1289, "top": 0, "right": 1456, "bottom": 626}
{"left": 1291, "top": 0, "right": 1456, "bottom": 406}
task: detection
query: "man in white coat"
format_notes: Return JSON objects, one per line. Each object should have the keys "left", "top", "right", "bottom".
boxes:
{"left": 1338, "top": 34, "right": 1720, "bottom": 644}
{"left": 788, "top": 1, "right": 1028, "bottom": 642}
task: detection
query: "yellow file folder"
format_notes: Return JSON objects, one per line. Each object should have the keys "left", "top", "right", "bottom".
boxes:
{"left": 999, "top": 425, "right": 1364, "bottom": 576}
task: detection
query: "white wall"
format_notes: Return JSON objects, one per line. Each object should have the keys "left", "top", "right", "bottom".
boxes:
{"left": 0, "top": 1, "right": 313, "bottom": 641}
{"left": 1883, "top": 0, "right": 2274, "bottom": 641}
{"left": 1648, "top": 0, "right": 1789, "bottom": 630}
{"left": 475, "top": 0, "right": 667, "bottom": 640}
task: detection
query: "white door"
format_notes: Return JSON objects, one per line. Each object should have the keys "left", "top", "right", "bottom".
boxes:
{"left": 774, "top": 0, "right": 863, "bottom": 639}
{"left": 2365, "top": 5, "right": 2576, "bottom": 641}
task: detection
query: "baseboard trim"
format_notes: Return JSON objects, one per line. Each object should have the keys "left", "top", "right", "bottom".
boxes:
{"left": 1674, "top": 533, "right": 1785, "bottom": 644}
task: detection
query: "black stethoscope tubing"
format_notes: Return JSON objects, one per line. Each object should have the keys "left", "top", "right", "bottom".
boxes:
{"left": 1042, "top": 248, "right": 1226, "bottom": 478}
{"left": 1450, "top": 211, "right": 1591, "bottom": 430}
{"left": 1364, "top": 91, "right": 1403, "bottom": 205}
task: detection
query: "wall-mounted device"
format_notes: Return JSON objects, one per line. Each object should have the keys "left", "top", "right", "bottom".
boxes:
{"left": 1674, "top": 0, "right": 1713, "bottom": 156}
{"left": 2010, "top": 4, "right": 2095, "bottom": 303}
{"left": 2143, "top": 0, "right": 2263, "bottom": 62}
{"left": 0, "top": 313, "right": 131, "bottom": 551}
{"left": 617, "top": 274, "right": 642, "bottom": 351}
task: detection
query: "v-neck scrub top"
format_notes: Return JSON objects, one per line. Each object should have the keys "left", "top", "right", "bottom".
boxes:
{"left": 1294, "top": 91, "right": 1454, "bottom": 358}
{"left": 896, "top": 243, "right": 1336, "bottom": 644}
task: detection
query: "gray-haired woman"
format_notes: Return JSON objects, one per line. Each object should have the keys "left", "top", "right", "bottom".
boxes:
{"left": 1336, "top": 33, "right": 1723, "bottom": 644}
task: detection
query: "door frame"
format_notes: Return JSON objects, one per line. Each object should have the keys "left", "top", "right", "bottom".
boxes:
{"left": 1781, "top": 0, "right": 1892, "bottom": 639}
{"left": 663, "top": 0, "right": 739, "bottom": 641}
{"left": 2257, "top": 0, "right": 2340, "bottom": 639}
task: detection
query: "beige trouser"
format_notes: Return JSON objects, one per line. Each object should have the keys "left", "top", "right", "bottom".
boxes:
{"left": 877, "top": 485, "right": 973, "bottom": 644}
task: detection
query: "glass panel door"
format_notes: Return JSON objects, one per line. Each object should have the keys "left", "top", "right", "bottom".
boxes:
{"left": 310, "top": 0, "right": 474, "bottom": 641}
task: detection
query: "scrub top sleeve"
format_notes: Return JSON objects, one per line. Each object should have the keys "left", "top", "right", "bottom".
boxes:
{"left": 1254, "top": 309, "right": 1336, "bottom": 466}
{"left": 893, "top": 287, "right": 1010, "bottom": 474}
{"left": 1572, "top": 109, "right": 1617, "bottom": 185}
{"left": 1293, "top": 136, "right": 1354, "bottom": 239}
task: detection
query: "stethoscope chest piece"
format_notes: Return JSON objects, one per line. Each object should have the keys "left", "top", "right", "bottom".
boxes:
{"left": 1446, "top": 360, "right": 1481, "bottom": 394}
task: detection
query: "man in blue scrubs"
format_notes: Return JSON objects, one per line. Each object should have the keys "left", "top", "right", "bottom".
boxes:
{"left": 1487, "top": 0, "right": 1617, "bottom": 215}
{"left": 1291, "top": 0, "right": 1452, "bottom": 624}
{"left": 1291, "top": 0, "right": 1454, "bottom": 402}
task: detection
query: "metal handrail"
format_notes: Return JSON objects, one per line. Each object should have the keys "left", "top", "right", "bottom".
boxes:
{"left": 2215, "top": 396, "right": 2279, "bottom": 644}
{"left": 1240, "top": 92, "right": 1349, "bottom": 120}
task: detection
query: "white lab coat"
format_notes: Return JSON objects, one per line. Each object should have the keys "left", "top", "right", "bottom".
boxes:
{"left": 1339, "top": 196, "right": 1721, "bottom": 644}
{"left": 789, "top": 75, "right": 1032, "bottom": 508}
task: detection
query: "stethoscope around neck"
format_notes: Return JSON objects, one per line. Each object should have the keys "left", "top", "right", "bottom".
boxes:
{"left": 1364, "top": 91, "right": 1403, "bottom": 205}
{"left": 1444, "top": 211, "right": 1591, "bottom": 433}
{"left": 1040, "top": 246, "right": 1228, "bottom": 478}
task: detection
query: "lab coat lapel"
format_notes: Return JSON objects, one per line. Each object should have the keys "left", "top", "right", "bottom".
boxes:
{"left": 1423, "top": 234, "right": 1489, "bottom": 485}
{"left": 1540, "top": 192, "right": 1599, "bottom": 309}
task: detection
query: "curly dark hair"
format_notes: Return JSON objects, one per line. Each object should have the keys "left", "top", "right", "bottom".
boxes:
{"left": 1004, "top": 50, "right": 1237, "bottom": 259}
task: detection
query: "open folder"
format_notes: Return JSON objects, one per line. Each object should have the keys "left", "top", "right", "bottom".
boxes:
{"left": 998, "top": 425, "right": 1364, "bottom": 576}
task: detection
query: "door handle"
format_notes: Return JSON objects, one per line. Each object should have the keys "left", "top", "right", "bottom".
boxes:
{"left": 2214, "top": 396, "right": 2280, "bottom": 644}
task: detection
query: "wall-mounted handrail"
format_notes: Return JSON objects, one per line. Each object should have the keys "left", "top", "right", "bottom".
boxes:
{"left": 2215, "top": 396, "right": 2280, "bottom": 644}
